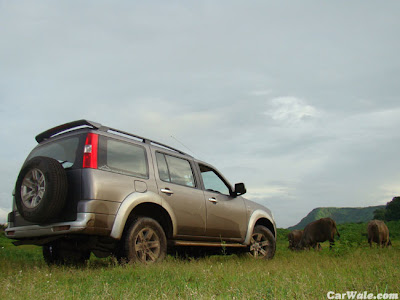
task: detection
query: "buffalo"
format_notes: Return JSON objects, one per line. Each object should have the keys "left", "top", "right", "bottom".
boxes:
{"left": 297, "top": 217, "right": 340, "bottom": 250}
{"left": 367, "top": 220, "right": 391, "bottom": 247}
{"left": 288, "top": 230, "right": 303, "bottom": 250}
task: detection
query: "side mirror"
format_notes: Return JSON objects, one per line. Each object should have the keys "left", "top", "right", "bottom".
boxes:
{"left": 234, "top": 183, "right": 246, "bottom": 196}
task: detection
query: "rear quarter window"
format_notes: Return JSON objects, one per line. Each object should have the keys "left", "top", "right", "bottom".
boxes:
{"left": 98, "top": 137, "right": 149, "bottom": 178}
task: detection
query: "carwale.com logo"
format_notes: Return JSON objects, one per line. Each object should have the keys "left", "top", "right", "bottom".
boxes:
{"left": 327, "top": 291, "right": 399, "bottom": 300}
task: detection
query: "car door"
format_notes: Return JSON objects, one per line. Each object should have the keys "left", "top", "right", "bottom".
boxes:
{"left": 198, "top": 163, "right": 247, "bottom": 240}
{"left": 153, "top": 150, "right": 206, "bottom": 237}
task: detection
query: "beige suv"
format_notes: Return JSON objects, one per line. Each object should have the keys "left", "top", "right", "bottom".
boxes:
{"left": 5, "top": 120, "right": 276, "bottom": 264}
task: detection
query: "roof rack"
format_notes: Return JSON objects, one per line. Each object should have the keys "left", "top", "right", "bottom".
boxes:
{"left": 35, "top": 119, "right": 188, "bottom": 156}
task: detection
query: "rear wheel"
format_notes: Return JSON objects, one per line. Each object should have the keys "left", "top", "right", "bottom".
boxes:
{"left": 248, "top": 225, "right": 276, "bottom": 259}
{"left": 122, "top": 217, "right": 167, "bottom": 264}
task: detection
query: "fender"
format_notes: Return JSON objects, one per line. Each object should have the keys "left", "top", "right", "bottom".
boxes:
{"left": 110, "top": 191, "right": 177, "bottom": 239}
{"left": 243, "top": 209, "right": 276, "bottom": 245}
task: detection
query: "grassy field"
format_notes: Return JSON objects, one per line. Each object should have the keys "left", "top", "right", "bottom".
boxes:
{"left": 1, "top": 223, "right": 399, "bottom": 299}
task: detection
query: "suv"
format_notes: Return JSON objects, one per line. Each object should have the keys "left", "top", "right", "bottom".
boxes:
{"left": 5, "top": 120, "right": 276, "bottom": 264}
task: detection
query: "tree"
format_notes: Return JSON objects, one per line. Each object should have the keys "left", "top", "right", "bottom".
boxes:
{"left": 373, "top": 208, "right": 386, "bottom": 221}
{"left": 385, "top": 197, "right": 400, "bottom": 221}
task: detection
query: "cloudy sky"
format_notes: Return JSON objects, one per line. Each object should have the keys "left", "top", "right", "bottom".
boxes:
{"left": 1, "top": 1, "right": 399, "bottom": 228}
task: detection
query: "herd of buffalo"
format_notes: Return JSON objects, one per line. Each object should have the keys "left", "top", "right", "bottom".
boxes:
{"left": 288, "top": 218, "right": 392, "bottom": 250}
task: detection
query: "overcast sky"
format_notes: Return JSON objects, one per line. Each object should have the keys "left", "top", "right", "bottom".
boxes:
{"left": 1, "top": 1, "right": 400, "bottom": 228}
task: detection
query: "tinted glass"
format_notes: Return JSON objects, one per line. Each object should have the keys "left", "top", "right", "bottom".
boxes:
{"left": 200, "top": 165, "right": 230, "bottom": 195}
{"left": 28, "top": 137, "right": 80, "bottom": 168}
{"left": 166, "top": 155, "right": 195, "bottom": 187}
{"left": 99, "top": 138, "right": 148, "bottom": 178}
{"left": 157, "top": 153, "right": 195, "bottom": 187}
{"left": 156, "top": 152, "right": 170, "bottom": 182}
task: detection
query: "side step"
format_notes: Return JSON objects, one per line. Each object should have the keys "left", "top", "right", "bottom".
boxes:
{"left": 170, "top": 240, "right": 247, "bottom": 248}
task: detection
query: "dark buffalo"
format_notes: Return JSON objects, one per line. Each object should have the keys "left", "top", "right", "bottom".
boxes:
{"left": 297, "top": 217, "right": 340, "bottom": 250}
{"left": 367, "top": 220, "right": 391, "bottom": 247}
{"left": 288, "top": 230, "right": 303, "bottom": 250}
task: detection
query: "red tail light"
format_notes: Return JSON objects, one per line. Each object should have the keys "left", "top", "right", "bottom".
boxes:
{"left": 83, "top": 133, "right": 98, "bottom": 169}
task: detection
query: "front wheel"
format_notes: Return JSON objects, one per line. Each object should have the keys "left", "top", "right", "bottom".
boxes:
{"left": 248, "top": 225, "right": 276, "bottom": 259}
{"left": 123, "top": 217, "right": 167, "bottom": 264}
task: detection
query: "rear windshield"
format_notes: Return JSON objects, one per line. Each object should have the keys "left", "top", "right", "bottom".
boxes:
{"left": 27, "top": 136, "right": 81, "bottom": 168}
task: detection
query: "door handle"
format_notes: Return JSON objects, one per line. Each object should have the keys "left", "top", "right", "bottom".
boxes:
{"left": 208, "top": 197, "right": 218, "bottom": 203}
{"left": 161, "top": 188, "right": 174, "bottom": 195}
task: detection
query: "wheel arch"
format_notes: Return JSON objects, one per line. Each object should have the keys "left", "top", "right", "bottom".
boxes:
{"left": 244, "top": 209, "right": 276, "bottom": 245}
{"left": 255, "top": 218, "right": 276, "bottom": 238}
{"left": 110, "top": 191, "right": 176, "bottom": 240}
{"left": 124, "top": 203, "right": 173, "bottom": 240}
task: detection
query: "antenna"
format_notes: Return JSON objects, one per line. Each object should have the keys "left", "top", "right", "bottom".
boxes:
{"left": 170, "top": 135, "right": 200, "bottom": 159}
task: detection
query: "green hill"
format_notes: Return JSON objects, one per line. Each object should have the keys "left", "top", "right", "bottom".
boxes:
{"left": 288, "top": 206, "right": 385, "bottom": 230}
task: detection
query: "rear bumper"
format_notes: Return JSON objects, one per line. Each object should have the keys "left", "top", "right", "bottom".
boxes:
{"left": 5, "top": 213, "right": 109, "bottom": 239}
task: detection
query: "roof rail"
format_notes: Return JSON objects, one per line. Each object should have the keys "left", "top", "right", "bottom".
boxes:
{"left": 104, "top": 127, "right": 188, "bottom": 156}
{"left": 35, "top": 119, "right": 188, "bottom": 156}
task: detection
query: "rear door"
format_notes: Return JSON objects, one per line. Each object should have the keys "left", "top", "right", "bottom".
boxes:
{"left": 152, "top": 150, "right": 206, "bottom": 237}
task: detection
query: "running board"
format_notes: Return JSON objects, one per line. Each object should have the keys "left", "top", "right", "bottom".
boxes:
{"left": 170, "top": 240, "right": 247, "bottom": 248}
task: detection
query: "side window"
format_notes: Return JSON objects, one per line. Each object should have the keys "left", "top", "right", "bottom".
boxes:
{"left": 156, "top": 152, "right": 195, "bottom": 187}
{"left": 156, "top": 152, "right": 170, "bottom": 182}
{"left": 98, "top": 137, "right": 148, "bottom": 178}
{"left": 200, "top": 164, "right": 230, "bottom": 195}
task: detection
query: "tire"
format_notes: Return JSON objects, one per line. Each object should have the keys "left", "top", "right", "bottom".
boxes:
{"left": 43, "top": 243, "right": 64, "bottom": 266}
{"left": 123, "top": 217, "right": 167, "bottom": 264}
{"left": 15, "top": 156, "right": 68, "bottom": 223}
{"left": 248, "top": 225, "right": 276, "bottom": 259}
{"left": 43, "top": 243, "right": 90, "bottom": 266}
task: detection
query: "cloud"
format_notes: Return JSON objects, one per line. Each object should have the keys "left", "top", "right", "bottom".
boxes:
{"left": 247, "top": 185, "right": 293, "bottom": 201}
{"left": 264, "top": 97, "right": 319, "bottom": 124}
{"left": 379, "top": 184, "right": 400, "bottom": 205}
{"left": 1, "top": 2, "right": 400, "bottom": 229}
{"left": 0, "top": 207, "right": 8, "bottom": 224}
{"left": 248, "top": 90, "right": 272, "bottom": 97}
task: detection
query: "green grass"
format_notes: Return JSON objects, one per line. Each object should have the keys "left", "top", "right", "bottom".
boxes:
{"left": 1, "top": 225, "right": 399, "bottom": 299}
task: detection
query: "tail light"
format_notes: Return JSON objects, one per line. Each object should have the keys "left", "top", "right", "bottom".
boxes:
{"left": 83, "top": 133, "right": 98, "bottom": 169}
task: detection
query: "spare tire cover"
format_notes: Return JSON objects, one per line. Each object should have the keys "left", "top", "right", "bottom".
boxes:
{"left": 15, "top": 156, "right": 68, "bottom": 223}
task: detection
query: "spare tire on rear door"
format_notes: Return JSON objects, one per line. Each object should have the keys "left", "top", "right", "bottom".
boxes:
{"left": 15, "top": 156, "right": 68, "bottom": 223}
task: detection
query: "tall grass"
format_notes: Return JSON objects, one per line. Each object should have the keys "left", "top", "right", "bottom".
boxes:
{"left": 1, "top": 224, "right": 399, "bottom": 299}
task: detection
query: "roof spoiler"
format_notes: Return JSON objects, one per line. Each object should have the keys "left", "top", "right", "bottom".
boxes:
{"left": 35, "top": 119, "right": 188, "bottom": 156}
{"left": 35, "top": 120, "right": 103, "bottom": 143}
